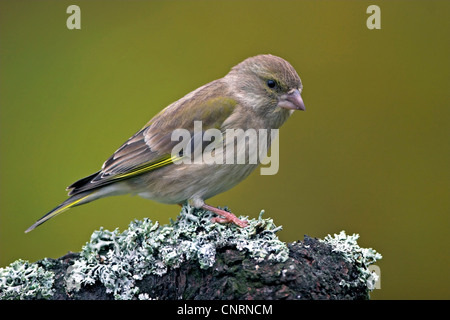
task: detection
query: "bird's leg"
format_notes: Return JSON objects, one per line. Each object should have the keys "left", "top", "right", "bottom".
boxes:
{"left": 201, "top": 203, "right": 248, "bottom": 228}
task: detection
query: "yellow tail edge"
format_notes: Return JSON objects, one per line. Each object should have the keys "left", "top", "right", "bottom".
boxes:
{"left": 25, "top": 192, "right": 94, "bottom": 233}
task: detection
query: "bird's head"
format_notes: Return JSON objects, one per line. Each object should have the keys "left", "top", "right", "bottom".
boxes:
{"left": 226, "top": 54, "right": 305, "bottom": 127}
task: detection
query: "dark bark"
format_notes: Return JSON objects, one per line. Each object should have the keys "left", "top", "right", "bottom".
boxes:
{"left": 41, "top": 236, "right": 370, "bottom": 300}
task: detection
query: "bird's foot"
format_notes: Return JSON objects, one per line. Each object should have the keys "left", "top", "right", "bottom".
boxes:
{"left": 201, "top": 204, "right": 248, "bottom": 228}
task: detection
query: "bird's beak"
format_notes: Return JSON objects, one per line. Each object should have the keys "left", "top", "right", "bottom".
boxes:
{"left": 278, "top": 89, "right": 305, "bottom": 111}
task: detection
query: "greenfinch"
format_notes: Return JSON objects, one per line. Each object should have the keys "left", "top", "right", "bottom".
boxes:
{"left": 25, "top": 54, "right": 305, "bottom": 233}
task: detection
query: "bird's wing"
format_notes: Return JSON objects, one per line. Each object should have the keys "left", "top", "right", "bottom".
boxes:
{"left": 67, "top": 82, "right": 237, "bottom": 196}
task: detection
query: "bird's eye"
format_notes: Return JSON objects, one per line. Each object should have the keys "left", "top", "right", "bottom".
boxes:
{"left": 267, "top": 79, "right": 276, "bottom": 89}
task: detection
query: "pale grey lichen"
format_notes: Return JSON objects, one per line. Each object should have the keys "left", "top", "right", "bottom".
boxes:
{"left": 321, "top": 231, "right": 382, "bottom": 291}
{"left": 1, "top": 206, "right": 383, "bottom": 300}
{"left": 0, "top": 259, "right": 55, "bottom": 300}
{"left": 64, "top": 204, "right": 288, "bottom": 300}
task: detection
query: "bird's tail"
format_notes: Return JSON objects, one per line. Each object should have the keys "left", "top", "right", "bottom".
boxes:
{"left": 25, "top": 190, "right": 98, "bottom": 233}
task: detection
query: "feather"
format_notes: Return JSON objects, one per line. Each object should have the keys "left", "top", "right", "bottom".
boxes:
{"left": 66, "top": 81, "right": 237, "bottom": 196}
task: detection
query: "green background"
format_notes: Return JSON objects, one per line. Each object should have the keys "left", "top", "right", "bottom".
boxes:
{"left": 1, "top": 1, "right": 449, "bottom": 299}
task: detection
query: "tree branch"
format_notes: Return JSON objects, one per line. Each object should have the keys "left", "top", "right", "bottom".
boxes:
{"left": 0, "top": 205, "right": 381, "bottom": 300}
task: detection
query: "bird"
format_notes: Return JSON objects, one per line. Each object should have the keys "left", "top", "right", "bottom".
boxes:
{"left": 25, "top": 54, "right": 305, "bottom": 233}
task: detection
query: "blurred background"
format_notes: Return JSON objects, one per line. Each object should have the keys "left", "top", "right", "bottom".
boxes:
{"left": 1, "top": 1, "right": 449, "bottom": 299}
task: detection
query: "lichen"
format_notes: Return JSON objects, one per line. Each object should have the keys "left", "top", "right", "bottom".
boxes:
{"left": 0, "top": 259, "right": 55, "bottom": 300}
{"left": 321, "top": 230, "right": 382, "bottom": 291}
{"left": 64, "top": 204, "right": 288, "bottom": 300}
{"left": 0, "top": 206, "right": 383, "bottom": 300}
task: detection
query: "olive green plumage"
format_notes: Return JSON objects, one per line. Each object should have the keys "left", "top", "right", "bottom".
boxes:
{"left": 26, "top": 54, "right": 305, "bottom": 233}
